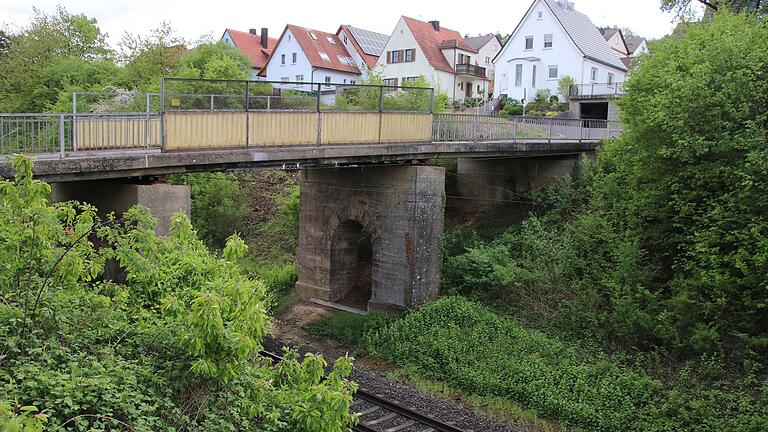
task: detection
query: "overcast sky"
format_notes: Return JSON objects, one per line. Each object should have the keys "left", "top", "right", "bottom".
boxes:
{"left": 2, "top": 0, "right": 685, "bottom": 46}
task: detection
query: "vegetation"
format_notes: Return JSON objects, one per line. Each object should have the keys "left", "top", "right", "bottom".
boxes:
{"left": 0, "top": 157, "right": 358, "bottom": 431}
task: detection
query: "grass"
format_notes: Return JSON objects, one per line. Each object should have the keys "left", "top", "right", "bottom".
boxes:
{"left": 303, "top": 311, "right": 393, "bottom": 352}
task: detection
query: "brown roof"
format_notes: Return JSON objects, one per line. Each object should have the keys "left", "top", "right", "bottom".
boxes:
{"left": 337, "top": 25, "right": 380, "bottom": 69}
{"left": 402, "top": 16, "right": 475, "bottom": 74}
{"left": 224, "top": 28, "right": 277, "bottom": 70}
{"left": 259, "top": 24, "right": 360, "bottom": 76}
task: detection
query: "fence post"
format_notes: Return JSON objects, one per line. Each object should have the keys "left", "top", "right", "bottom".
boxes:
{"left": 316, "top": 83, "right": 321, "bottom": 113}
{"left": 145, "top": 93, "right": 150, "bottom": 148}
{"left": 210, "top": 95, "right": 214, "bottom": 111}
{"left": 59, "top": 114, "right": 65, "bottom": 158}
{"left": 267, "top": 96, "right": 271, "bottom": 111}
{"left": 548, "top": 120, "right": 553, "bottom": 143}
{"left": 72, "top": 93, "right": 78, "bottom": 152}
{"left": 245, "top": 81, "right": 250, "bottom": 148}
{"left": 429, "top": 88, "right": 435, "bottom": 114}
{"left": 160, "top": 78, "right": 166, "bottom": 151}
{"left": 316, "top": 83, "right": 322, "bottom": 146}
{"left": 378, "top": 86, "right": 384, "bottom": 113}
{"left": 245, "top": 81, "right": 250, "bottom": 112}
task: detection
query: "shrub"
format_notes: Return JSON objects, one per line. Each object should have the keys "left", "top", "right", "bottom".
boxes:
{"left": 502, "top": 105, "right": 524, "bottom": 116}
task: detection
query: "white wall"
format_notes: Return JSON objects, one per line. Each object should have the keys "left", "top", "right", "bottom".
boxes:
{"left": 265, "top": 28, "right": 359, "bottom": 92}
{"left": 581, "top": 58, "right": 626, "bottom": 88}
{"left": 630, "top": 39, "right": 649, "bottom": 57}
{"left": 339, "top": 28, "right": 372, "bottom": 81}
{"left": 605, "top": 32, "right": 628, "bottom": 56}
{"left": 376, "top": 18, "right": 436, "bottom": 85}
{"left": 476, "top": 37, "right": 502, "bottom": 80}
{"left": 494, "top": 0, "right": 583, "bottom": 101}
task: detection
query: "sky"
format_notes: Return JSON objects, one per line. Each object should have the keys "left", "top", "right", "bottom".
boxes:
{"left": 2, "top": 0, "right": 685, "bottom": 46}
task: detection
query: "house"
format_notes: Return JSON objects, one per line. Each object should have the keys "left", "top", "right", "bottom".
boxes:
{"left": 222, "top": 28, "right": 277, "bottom": 80}
{"left": 625, "top": 36, "right": 649, "bottom": 57}
{"left": 464, "top": 34, "right": 503, "bottom": 94}
{"left": 336, "top": 25, "right": 389, "bottom": 81}
{"left": 258, "top": 24, "right": 362, "bottom": 95}
{"left": 375, "top": 17, "right": 491, "bottom": 103}
{"left": 493, "top": 0, "right": 628, "bottom": 104}
{"left": 598, "top": 27, "right": 628, "bottom": 57}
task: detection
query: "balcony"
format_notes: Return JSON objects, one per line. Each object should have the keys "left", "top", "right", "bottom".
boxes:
{"left": 455, "top": 63, "right": 486, "bottom": 78}
{"left": 568, "top": 82, "right": 624, "bottom": 99}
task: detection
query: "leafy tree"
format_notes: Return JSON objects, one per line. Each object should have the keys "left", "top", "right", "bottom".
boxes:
{"left": 116, "top": 22, "right": 188, "bottom": 90}
{"left": 557, "top": 75, "right": 576, "bottom": 98}
{"left": 661, "top": 0, "right": 767, "bottom": 17}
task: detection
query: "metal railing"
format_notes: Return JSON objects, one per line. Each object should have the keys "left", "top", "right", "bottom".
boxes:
{"left": 455, "top": 64, "right": 487, "bottom": 78}
{"left": 432, "top": 113, "right": 621, "bottom": 142}
{"left": 568, "top": 82, "right": 625, "bottom": 98}
{"left": 0, "top": 113, "right": 161, "bottom": 156}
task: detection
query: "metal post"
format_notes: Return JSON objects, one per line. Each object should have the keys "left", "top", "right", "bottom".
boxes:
{"left": 210, "top": 95, "right": 215, "bottom": 111}
{"left": 316, "top": 83, "right": 321, "bottom": 113}
{"left": 245, "top": 81, "right": 250, "bottom": 112}
{"left": 160, "top": 78, "right": 166, "bottom": 151}
{"left": 548, "top": 119, "right": 553, "bottom": 143}
{"left": 429, "top": 88, "right": 435, "bottom": 114}
{"left": 72, "top": 93, "right": 78, "bottom": 151}
{"left": 59, "top": 114, "right": 65, "bottom": 158}
{"left": 316, "top": 83, "right": 322, "bottom": 145}
{"left": 378, "top": 86, "right": 384, "bottom": 113}
{"left": 267, "top": 96, "right": 270, "bottom": 111}
{"left": 145, "top": 93, "right": 151, "bottom": 148}
{"left": 245, "top": 81, "right": 250, "bottom": 148}
{"left": 591, "top": 83, "right": 595, "bottom": 98}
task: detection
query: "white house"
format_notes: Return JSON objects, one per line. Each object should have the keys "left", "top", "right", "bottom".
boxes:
{"left": 598, "top": 28, "right": 628, "bottom": 57}
{"left": 336, "top": 25, "right": 389, "bottom": 81}
{"left": 258, "top": 24, "right": 363, "bottom": 94}
{"left": 464, "top": 34, "right": 503, "bottom": 94}
{"left": 221, "top": 28, "right": 277, "bottom": 80}
{"left": 626, "top": 36, "right": 649, "bottom": 57}
{"left": 375, "top": 17, "right": 491, "bottom": 103}
{"left": 493, "top": 0, "right": 628, "bottom": 102}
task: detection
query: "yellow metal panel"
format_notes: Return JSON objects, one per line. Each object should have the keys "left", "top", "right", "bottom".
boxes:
{"left": 75, "top": 117, "right": 160, "bottom": 150}
{"left": 380, "top": 113, "right": 432, "bottom": 142}
{"left": 248, "top": 112, "right": 317, "bottom": 146}
{"left": 164, "top": 112, "right": 246, "bottom": 150}
{"left": 320, "top": 112, "right": 380, "bottom": 144}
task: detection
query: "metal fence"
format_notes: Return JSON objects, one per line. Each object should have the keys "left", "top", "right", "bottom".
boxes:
{"left": 432, "top": 113, "right": 621, "bottom": 142}
{"left": 568, "top": 82, "right": 625, "bottom": 98}
{"left": 0, "top": 113, "right": 161, "bottom": 156}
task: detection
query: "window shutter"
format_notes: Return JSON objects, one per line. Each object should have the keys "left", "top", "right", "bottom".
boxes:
{"left": 399, "top": 50, "right": 404, "bottom": 63}
{"left": 387, "top": 51, "right": 391, "bottom": 64}
{"left": 411, "top": 49, "right": 416, "bottom": 61}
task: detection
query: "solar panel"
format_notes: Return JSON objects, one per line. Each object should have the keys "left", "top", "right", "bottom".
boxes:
{"left": 348, "top": 26, "right": 389, "bottom": 56}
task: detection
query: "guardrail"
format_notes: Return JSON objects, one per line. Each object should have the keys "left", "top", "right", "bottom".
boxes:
{"left": 0, "top": 113, "right": 161, "bottom": 156}
{"left": 432, "top": 113, "right": 621, "bottom": 142}
{"left": 568, "top": 82, "right": 624, "bottom": 98}
{"left": 455, "top": 64, "right": 487, "bottom": 78}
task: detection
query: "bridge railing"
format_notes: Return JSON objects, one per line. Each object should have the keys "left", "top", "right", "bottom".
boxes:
{"left": 0, "top": 113, "right": 161, "bottom": 156}
{"left": 432, "top": 113, "right": 622, "bottom": 142}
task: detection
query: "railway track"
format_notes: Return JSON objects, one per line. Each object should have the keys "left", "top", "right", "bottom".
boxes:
{"left": 260, "top": 350, "right": 468, "bottom": 432}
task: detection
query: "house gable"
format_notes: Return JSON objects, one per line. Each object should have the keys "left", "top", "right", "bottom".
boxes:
{"left": 376, "top": 17, "right": 434, "bottom": 78}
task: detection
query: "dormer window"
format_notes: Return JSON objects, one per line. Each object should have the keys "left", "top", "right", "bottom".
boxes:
{"left": 310, "top": 32, "right": 318, "bottom": 40}
{"left": 327, "top": 36, "right": 336, "bottom": 44}
{"left": 319, "top": 52, "right": 330, "bottom": 61}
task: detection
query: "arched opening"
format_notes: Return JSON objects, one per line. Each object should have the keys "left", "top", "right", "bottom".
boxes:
{"left": 330, "top": 220, "right": 373, "bottom": 310}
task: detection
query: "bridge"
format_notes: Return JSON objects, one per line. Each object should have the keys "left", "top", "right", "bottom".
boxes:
{"left": 0, "top": 78, "right": 621, "bottom": 312}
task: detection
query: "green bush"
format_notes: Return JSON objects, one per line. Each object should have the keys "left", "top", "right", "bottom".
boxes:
{"left": 363, "top": 297, "right": 768, "bottom": 432}
{"left": 502, "top": 105, "right": 524, "bottom": 116}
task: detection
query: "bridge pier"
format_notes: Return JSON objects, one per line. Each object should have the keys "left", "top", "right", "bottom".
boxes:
{"left": 50, "top": 180, "right": 191, "bottom": 236}
{"left": 456, "top": 155, "right": 582, "bottom": 201}
{"left": 296, "top": 165, "right": 445, "bottom": 312}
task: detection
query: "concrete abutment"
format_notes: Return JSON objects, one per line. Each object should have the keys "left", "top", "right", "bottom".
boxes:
{"left": 296, "top": 165, "right": 445, "bottom": 312}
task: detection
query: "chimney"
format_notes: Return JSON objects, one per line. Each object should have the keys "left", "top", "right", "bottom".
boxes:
{"left": 249, "top": 28, "right": 258, "bottom": 35}
{"left": 260, "top": 27, "right": 269, "bottom": 49}
{"left": 428, "top": 20, "right": 440, "bottom": 32}
{"left": 567, "top": 2, "right": 575, "bottom": 11}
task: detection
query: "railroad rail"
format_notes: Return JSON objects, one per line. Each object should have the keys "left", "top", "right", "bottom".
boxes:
{"left": 260, "top": 350, "right": 467, "bottom": 432}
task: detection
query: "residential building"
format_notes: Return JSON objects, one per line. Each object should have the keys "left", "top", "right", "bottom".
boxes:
{"left": 336, "top": 25, "right": 389, "bottom": 81}
{"left": 464, "top": 34, "right": 503, "bottom": 94}
{"left": 493, "top": 0, "right": 627, "bottom": 103}
{"left": 376, "top": 17, "right": 491, "bottom": 103}
{"left": 222, "top": 28, "right": 277, "bottom": 80}
{"left": 598, "top": 27, "right": 628, "bottom": 57}
{"left": 625, "top": 36, "right": 649, "bottom": 57}
{"left": 258, "top": 24, "right": 362, "bottom": 95}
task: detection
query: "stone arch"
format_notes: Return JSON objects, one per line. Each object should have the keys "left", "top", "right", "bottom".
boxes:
{"left": 329, "top": 220, "right": 375, "bottom": 308}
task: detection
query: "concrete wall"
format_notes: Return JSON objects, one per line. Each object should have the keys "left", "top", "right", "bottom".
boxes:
{"left": 296, "top": 165, "right": 445, "bottom": 311}
{"left": 456, "top": 155, "right": 580, "bottom": 201}
{"left": 51, "top": 181, "right": 191, "bottom": 236}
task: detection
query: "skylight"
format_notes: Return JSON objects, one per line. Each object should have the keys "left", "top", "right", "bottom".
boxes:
{"left": 319, "top": 52, "right": 330, "bottom": 61}
{"left": 327, "top": 36, "right": 336, "bottom": 44}
{"left": 310, "top": 32, "right": 318, "bottom": 40}
{"left": 337, "top": 55, "right": 348, "bottom": 64}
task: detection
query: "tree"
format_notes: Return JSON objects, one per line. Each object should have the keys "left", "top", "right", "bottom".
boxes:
{"left": 661, "top": 0, "right": 767, "bottom": 17}
{"left": 0, "top": 30, "right": 10, "bottom": 58}
{"left": 116, "top": 22, "right": 188, "bottom": 90}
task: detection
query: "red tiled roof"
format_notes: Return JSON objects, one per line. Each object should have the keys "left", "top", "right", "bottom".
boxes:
{"left": 337, "top": 25, "right": 379, "bottom": 70}
{"left": 224, "top": 28, "right": 277, "bottom": 70}
{"left": 276, "top": 24, "right": 360, "bottom": 74}
{"left": 402, "top": 16, "right": 475, "bottom": 74}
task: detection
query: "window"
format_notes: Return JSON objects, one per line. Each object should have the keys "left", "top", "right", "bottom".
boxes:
{"left": 544, "top": 34, "right": 553, "bottom": 49}
{"left": 324, "top": 76, "right": 331, "bottom": 87}
{"left": 281, "top": 54, "right": 285, "bottom": 65}
{"left": 281, "top": 76, "right": 289, "bottom": 82}
{"left": 319, "top": 52, "right": 330, "bottom": 61}
{"left": 292, "top": 52, "right": 297, "bottom": 64}
{"left": 459, "top": 82, "right": 464, "bottom": 90}
{"left": 607, "top": 72, "right": 614, "bottom": 86}
{"left": 350, "top": 80, "right": 356, "bottom": 85}
{"left": 296, "top": 74, "right": 304, "bottom": 82}
{"left": 343, "top": 34, "right": 348, "bottom": 44}
{"left": 525, "top": 36, "right": 534, "bottom": 50}
{"left": 310, "top": 32, "right": 318, "bottom": 40}
{"left": 346, "top": 56, "right": 355, "bottom": 65}
{"left": 327, "top": 36, "right": 336, "bottom": 44}
{"left": 515, "top": 64, "right": 523, "bottom": 87}
{"left": 405, "top": 49, "right": 413, "bottom": 62}
{"left": 548, "top": 65, "right": 558, "bottom": 79}
{"left": 383, "top": 78, "right": 398, "bottom": 87}
{"left": 590, "top": 67, "right": 598, "bottom": 81}
{"left": 532, "top": 65, "right": 537, "bottom": 88}
{"left": 537, "top": 10, "right": 543, "bottom": 19}
{"left": 288, "top": 35, "right": 291, "bottom": 41}
{"left": 390, "top": 50, "right": 401, "bottom": 63}
{"left": 343, "top": 79, "right": 347, "bottom": 84}
{"left": 485, "top": 56, "right": 490, "bottom": 64}
{"left": 403, "top": 76, "right": 418, "bottom": 83}
{"left": 387, "top": 49, "right": 414, "bottom": 64}
{"left": 477, "top": 85, "right": 481, "bottom": 93}
{"left": 337, "top": 55, "right": 348, "bottom": 64}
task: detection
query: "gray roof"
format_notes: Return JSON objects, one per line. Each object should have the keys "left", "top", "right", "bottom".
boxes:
{"left": 625, "top": 36, "right": 646, "bottom": 54}
{"left": 543, "top": 0, "right": 627, "bottom": 71}
{"left": 347, "top": 26, "right": 389, "bottom": 56}
{"left": 464, "top": 34, "right": 497, "bottom": 51}
{"left": 598, "top": 27, "right": 619, "bottom": 41}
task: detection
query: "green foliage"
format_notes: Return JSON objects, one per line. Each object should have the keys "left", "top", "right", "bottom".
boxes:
{"left": 305, "top": 312, "right": 395, "bottom": 349}
{"left": 363, "top": 297, "right": 768, "bottom": 432}
{"left": 502, "top": 105, "right": 524, "bottom": 116}
{"left": 334, "top": 71, "right": 448, "bottom": 112}
{"left": 0, "top": 157, "right": 357, "bottom": 431}
{"left": 252, "top": 183, "right": 301, "bottom": 263}
{"left": 169, "top": 172, "right": 249, "bottom": 248}
{"left": 557, "top": 75, "right": 576, "bottom": 98}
